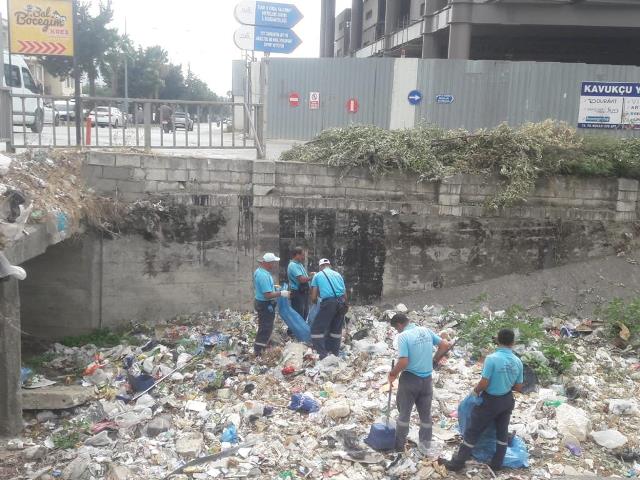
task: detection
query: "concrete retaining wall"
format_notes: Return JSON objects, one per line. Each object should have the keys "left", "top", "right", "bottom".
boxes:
{"left": 18, "top": 152, "right": 640, "bottom": 338}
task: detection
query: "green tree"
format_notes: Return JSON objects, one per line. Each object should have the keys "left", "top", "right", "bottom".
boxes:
{"left": 40, "top": 1, "right": 118, "bottom": 96}
{"left": 102, "top": 34, "right": 135, "bottom": 98}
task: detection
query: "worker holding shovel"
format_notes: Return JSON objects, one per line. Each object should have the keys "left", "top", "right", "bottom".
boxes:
{"left": 388, "top": 313, "right": 452, "bottom": 455}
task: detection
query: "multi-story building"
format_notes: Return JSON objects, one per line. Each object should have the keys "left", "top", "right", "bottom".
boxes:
{"left": 334, "top": 8, "right": 351, "bottom": 57}
{"left": 323, "top": 0, "right": 640, "bottom": 65}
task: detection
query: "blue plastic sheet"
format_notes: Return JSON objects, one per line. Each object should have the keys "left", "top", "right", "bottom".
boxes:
{"left": 307, "top": 301, "right": 320, "bottom": 326}
{"left": 277, "top": 283, "right": 311, "bottom": 343}
{"left": 457, "top": 394, "right": 529, "bottom": 469}
{"left": 288, "top": 393, "right": 319, "bottom": 413}
{"left": 221, "top": 424, "right": 238, "bottom": 443}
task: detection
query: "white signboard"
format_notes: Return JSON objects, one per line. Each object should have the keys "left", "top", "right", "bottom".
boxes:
{"left": 578, "top": 81, "right": 640, "bottom": 129}
{"left": 309, "top": 91, "right": 320, "bottom": 110}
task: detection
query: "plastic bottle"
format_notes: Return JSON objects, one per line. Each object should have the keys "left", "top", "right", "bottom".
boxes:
{"left": 544, "top": 400, "right": 564, "bottom": 407}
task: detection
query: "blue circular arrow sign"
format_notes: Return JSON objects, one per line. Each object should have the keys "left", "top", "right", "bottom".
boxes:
{"left": 408, "top": 90, "right": 423, "bottom": 105}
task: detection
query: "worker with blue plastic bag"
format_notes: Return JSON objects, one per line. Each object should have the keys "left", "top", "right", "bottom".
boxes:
{"left": 440, "top": 328, "right": 524, "bottom": 472}
{"left": 253, "top": 253, "right": 289, "bottom": 356}
{"left": 287, "top": 246, "right": 315, "bottom": 321}
{"left": 309, "top": 258, "right": 347, "bottom": 358}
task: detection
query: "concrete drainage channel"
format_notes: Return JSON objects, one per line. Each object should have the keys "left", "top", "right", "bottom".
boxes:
{"left": 0, "top": 150, "right": 639, "bottom": 478}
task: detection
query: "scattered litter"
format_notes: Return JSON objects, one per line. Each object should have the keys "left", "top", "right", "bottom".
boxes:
{"left": 10, "top": 304, "right": 640, "bottom": 479}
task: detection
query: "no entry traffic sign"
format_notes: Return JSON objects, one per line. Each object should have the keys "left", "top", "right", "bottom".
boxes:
{"left": 289, "top": 92, "right": 300, "bottom": 107}
{"left": 346, "top": 98, "right": 359, "bottom": 114}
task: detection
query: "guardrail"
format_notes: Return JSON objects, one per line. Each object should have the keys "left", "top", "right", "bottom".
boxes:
{"left": 6, "top": 94, "right": 264, "bottom": 157}
{"left": 0, "top": 87, "right": 12, "bottom": 144}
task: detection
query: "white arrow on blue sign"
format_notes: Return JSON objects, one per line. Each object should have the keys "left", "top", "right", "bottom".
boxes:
{"left": 408, "top": 90, "right": 423, "bottom": 105}
{"left": 234, "top": 25, "right": 302, "bottom": 54}
{"left": 234, "top": 1, "right": 303, "bottom": 29}
{"left": 436, "top": 94, "right": 455, "bottom": 104}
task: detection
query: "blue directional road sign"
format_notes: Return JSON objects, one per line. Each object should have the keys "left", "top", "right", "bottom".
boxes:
{"left": 408, "top": 90, "right": 423, "bottom": 105}
{"left": 234, "top": 1, "right": 304, "bottom": 29}
{"left": 234, "top": 25, "right": 302, "bottom": 54}
{"left": 436, "top": 94, "right": 455, "bottom": 104}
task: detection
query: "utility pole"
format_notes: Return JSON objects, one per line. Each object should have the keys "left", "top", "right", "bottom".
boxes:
{"left": 72, "top": 0, "right": 82, "bottom": 146}
{"left": 124, "top": 18, "right": 129, "bottom": 115}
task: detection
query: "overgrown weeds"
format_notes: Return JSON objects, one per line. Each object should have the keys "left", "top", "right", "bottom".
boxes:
{"left": 52, "top": 419, "right": 90, "bottom": 449}
{"left": 598, "top": 297, "right": 640, "bottom": 346}
{"left": 280, "top": 121, "right": 640, "bottom": 208}
{"left": 454, "top": 306, "right": 575, "bottom": 384}
{"left": 61, "top": 328, "right": 141, "bottom": 348}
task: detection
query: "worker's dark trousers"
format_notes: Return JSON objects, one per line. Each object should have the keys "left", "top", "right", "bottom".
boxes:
{"left": 290, "top": 289, "right": 309, "bottom": 320}
{"left": 395, "top": 372, "right": 433, "bottom": 451}
{"left": 451, "top": 392, "right": 515, "bottom": 468}
{"left": 254, "top": 300, "right": 276, "bottom": 355}
{"left": 310, "top": 298, "right": 344, "bottom": 358}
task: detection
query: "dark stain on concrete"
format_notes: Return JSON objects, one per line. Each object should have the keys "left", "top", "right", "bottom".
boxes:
{"left": 279, "top": 209, "right": 385, "bottom": 303}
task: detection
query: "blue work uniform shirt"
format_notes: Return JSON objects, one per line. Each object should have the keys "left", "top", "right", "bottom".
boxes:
{"left": 397, "top": 324, "right": 442, "bottom": 378}
{"left": 482, "top": 347, "right": 524, "bottom": 396}
{"left": 287, "top": 260, "right": 308, "bottom": 291}
{"left": 254, "top": 267, "right": 275, "bottom": 301}
{"left": 310, "top": 268, "right": 346, "bottom": 299}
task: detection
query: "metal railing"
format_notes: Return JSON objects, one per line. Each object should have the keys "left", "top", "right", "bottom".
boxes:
{"left": 5, "top": 94, "right": 264, "bottom": 156}
{"left": 0, "top": 87, "right": 12, "bottom": 144}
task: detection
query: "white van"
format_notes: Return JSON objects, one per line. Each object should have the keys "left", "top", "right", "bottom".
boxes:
{"left": 2, "top": 52, "right": 44, "bottom": 133}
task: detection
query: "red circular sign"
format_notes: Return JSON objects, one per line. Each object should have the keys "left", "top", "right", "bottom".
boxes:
{"left": 289, "top": 92, "right": 300, "bottom": 107}
{"left": 346, "top": 98, "right": 359, "bottom": 113}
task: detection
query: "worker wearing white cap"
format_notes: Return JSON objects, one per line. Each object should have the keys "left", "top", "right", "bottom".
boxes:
{"left": 253, "top": 252, "right": 289, "bottom": 356}
{"left": 309, "top": 258, "right": 347, "bottom": 358}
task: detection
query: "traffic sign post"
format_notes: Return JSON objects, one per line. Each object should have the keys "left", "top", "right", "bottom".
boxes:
{"left": 289, "top": 92, "right": 300, "bottom": 107}
{"left": 309, "top": 92, "right": 320, "bottom": 110}
{"left": 234, "top": 25, "right": 301, "bottom": 54}
{"left": 234, "top": 0, "right": 303, "bottom": 29}
{"left": 346, "top": 98, "right": 359, "bottom": 114}
{"left": 408, "top": 90, "right": 423, "bottom": 106}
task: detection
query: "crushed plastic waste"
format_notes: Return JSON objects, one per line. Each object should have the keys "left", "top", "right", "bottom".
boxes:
{"left": 7, "top": 305, "right": 640, "bottom": 479}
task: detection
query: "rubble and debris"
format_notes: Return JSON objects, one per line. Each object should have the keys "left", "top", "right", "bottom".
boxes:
{"left": 22, "top": 385, "right": 94, "bottom": 410}
{"left": 9, "top": 305, "right": 640, "bottom": 479}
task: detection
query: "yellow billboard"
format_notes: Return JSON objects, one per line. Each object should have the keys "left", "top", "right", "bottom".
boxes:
{"left": 9, "top": 0, "right": 74, "bottom": 57}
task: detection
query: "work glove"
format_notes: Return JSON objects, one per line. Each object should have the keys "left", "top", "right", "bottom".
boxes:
{"left": 280, "top": 290, "right": 290, "bottom": 299}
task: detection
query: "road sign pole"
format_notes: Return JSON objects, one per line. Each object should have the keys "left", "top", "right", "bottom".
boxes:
{"left": 72, "top": 0, "right": 82, "bottom": 147}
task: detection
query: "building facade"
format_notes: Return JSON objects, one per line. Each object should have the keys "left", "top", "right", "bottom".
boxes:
{"left": 328, "top": 0, "right": 640, "bottom": 64}
{"left": 334, "top": 8, "right": 351, "bottom": 57}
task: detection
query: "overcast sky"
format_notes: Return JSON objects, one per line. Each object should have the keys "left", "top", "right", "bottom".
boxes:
{"left": 2, "top": 0, "right": 352, "bottom": 95}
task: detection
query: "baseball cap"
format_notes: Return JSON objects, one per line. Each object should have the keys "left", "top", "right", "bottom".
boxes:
{"left": 319, "top": 258, "right": 331, "bottom": 266}
{"left": 259, "top": 252, "right": 280, "bottom": 262}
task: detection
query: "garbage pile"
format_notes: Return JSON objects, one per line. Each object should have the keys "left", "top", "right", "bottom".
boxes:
{"left": 6, "top": 305, "right": 640, "bottom": 480}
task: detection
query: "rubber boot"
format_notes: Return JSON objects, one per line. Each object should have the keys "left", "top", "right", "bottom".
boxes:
{"left": 489, "top": 443, "right": 507, "bottom": 471}
{"left": 439, "top": 444, "right": 473, "bottom": 472}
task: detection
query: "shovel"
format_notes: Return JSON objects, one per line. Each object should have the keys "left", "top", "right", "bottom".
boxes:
{"left": 385, "top": 359, "right": 395, "bottom": 426}
{"left": 364, "top": 359, "right": 396, "bottom": 451}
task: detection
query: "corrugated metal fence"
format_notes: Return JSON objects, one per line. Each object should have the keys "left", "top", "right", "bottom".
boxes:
{"left": 266, "top": 58, "right": 395, "bottom": 140}
{"left": 263, "top": 58, "right": 640, "bottom": 140}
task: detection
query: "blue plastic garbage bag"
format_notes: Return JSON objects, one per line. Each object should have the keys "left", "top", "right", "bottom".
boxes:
{"left": 20, "top": 367, "right": 33, "bottom": 386}
{"left": 307, "top": 301, "right": 320, "bottom": 326}
{"left": 457, "top": 394, "right": 529, "bottom": 469}
{"left": 221, "top": 424, "right": 238, "bottom": 443}
{"left": 277, "top": 283, "right": 311, "bottom": 343}
{"left": 288, "top": 393, "right": 319, "bottom": 413}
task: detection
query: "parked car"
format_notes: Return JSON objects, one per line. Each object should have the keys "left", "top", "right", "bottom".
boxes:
{"left": 3, "top": 53, "right": 44, "bottom": 133}
{"left": 172, "top": 112, "right": 194, "bottom": 131}
{"left": 54, "top": 100, "right": 79, "bottom": 122}
{"left": 43, "top": 103, "right": 60, "bottom": 126}
{"left": 88, "top": 107, "right": 127, "bottom": 128}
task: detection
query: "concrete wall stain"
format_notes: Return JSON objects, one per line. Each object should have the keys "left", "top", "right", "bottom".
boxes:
{"left": 279, "top": 209, "right": 386, "bottom": 303}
